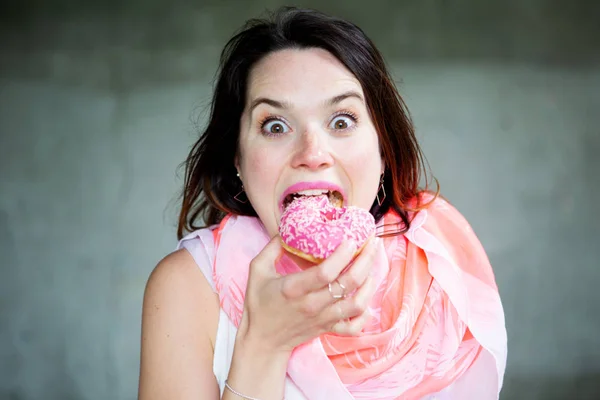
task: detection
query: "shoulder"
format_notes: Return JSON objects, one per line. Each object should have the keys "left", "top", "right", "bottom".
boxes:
{"left": 144, "top": 248, "right": 219, "bottom": 320}
{"left": 417, "top": 191, "right": 469, "bottom": 223}
{"left": 410, "top": 191, "right": 479, "bottom": 239}
{"left": 142, "top": 248, "right": 220, "bottom": 348}
{"left": 413, "top": 191, "right": 498, "bottom": 286}
{"left": 138, "top": 249, "right": 220, "bottom": 398}
{"left": 146, "top": 249, "right": 202, "bottom": 290}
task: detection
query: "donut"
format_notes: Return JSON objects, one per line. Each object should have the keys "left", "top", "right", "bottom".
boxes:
{"left": 279, "top": 194, "right": 376, "bottom": 263}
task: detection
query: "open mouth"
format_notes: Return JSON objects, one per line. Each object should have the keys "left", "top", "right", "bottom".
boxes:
{"left": 283, "top": 189, "right": 343, "bottom": 211}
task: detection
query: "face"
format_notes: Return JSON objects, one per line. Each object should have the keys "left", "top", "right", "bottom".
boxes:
{"left": 236, "top": 48, "right": 384, "bottom": 237}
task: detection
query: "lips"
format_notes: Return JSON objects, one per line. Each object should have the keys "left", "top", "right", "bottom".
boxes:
{"left": 279, "top": 181, "right": 345, "bottom": 212}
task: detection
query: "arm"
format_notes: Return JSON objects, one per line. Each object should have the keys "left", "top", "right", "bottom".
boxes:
{"left": 137, "top": 249, "right": 290, "bottom": 400}
{"left": 221, "top": 334, "right": 290, "bottom": 400}
{"left": 138, "top": 249, "right": 220, "bottom": 399}
{"left": 139, "top": 235, "right": 377, "bottom": 400}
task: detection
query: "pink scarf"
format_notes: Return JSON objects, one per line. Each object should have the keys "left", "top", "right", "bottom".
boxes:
{"left": 211, "top": 194, "right": 506, "bottom": 399}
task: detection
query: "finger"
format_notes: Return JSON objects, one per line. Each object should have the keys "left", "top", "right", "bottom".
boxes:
{"left": 293, "top": 273, "right": 376, "bottom": 328}
{"left": 250, "top": 235, "right": 283, "bottom": 277}
{"left": 292, "top": 243, "right": 377, "bottom": 320}
{"left": 297, "top": 277, "right": 348, "bottom": 317}
{"left": 322, "top": 275, "right": 375, "bottom": 323}
{"left": 335, "top": 236, "right": 380, "bottom": 295}
{"left": 330, "top": 307, "right": 372, "bottom": 336}
{"left": 282, "top": 240, "right": 357, "bottom": 298}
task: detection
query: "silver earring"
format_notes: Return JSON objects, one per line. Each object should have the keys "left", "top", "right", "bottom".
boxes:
{"left": 376, "top": 174, "right": 386, "bottom": 206}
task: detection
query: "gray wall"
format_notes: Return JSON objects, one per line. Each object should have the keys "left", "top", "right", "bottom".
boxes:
{"left": 1, "top": 1, "right": 599, "bottom": 399}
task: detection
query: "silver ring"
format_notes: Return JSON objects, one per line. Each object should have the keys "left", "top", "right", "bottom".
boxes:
{"left": 328, "top": 280, "right": 346, "bottom": 300}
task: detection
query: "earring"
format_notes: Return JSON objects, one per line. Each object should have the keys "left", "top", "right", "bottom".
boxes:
{"left": 234, "top": 172, "right": 247, "bottom": 203}
{"left": 234, "top": 189, "right": 247, "bottom": 203}
{"left": 376, "top": 174, "right": 386, "bottom": 206}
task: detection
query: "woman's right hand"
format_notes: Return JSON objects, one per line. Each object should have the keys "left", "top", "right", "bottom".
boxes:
{"left": 236, "top": 235, "right": 380, "bottom": 355}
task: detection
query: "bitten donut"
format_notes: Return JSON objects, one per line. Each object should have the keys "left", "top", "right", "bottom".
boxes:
{"left": 279, "top": 194, "right": 376, "bottom": 263}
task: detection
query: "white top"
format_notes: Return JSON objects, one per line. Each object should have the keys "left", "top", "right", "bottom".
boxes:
{"left": 177, "top": 228, "right": 499, "bottom": 399}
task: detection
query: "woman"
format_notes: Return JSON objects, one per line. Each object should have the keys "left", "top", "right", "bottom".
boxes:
{"left": 138, "top": 7, "right": 507, "bottom": 400}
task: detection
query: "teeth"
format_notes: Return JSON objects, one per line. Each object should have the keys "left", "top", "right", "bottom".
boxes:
{"left": 295, "top": 189, "right": 330, "bottom": 196}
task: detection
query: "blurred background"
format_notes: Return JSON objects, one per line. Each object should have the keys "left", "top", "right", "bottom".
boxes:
{"left": 1, "top": 0, "right": 599, "bottom": 399}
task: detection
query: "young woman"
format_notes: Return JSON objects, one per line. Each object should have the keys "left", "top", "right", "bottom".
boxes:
{"left": 138, "top": 7, "right": 507, "bottom": 400}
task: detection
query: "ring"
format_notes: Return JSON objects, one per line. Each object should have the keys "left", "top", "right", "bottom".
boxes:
{"left": 328, "top": 280, "right": 346, "bottom": 300}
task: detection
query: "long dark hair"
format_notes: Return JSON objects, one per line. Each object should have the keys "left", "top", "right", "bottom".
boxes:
{"left": 177, "top": 6, "right": 437, "bottom": 240}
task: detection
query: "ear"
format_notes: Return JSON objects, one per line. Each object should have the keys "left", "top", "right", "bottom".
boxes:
{"left": 234, "top": 154, "right": 240, "bottom": 176}
{"left": 380, "top": 157, "right": 385, "bottom": 176}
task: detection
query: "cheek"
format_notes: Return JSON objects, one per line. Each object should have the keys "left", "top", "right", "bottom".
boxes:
{"left": 243, "top": 150, "right": 273, "bottom": 188}
{"left": 345, "top": 136, "right": 382, "bottom": 207}
{"left": 240, "top": 146, "right": 284, "bottom": 236}
{"left": 239, "top": 145, "right": 281, "bottom": 208}
{"left": 239, "top": 135, "right": 270, "bottom": 171}
{"left": 351, "top": 151, "right": 382, "bottom": 184}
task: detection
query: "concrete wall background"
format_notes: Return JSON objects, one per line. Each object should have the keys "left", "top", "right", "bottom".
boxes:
{"left": 1, "top": 1, "right": 599, "bottom": 399}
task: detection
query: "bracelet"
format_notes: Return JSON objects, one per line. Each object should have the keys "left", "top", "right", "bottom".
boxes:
{"left": 224, "top": 380, "right": 267, "bottom": 400}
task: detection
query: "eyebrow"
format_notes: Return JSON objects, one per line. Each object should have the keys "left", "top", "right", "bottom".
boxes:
{"left": 248, "top": 90, "right": 365, "bottom": 113}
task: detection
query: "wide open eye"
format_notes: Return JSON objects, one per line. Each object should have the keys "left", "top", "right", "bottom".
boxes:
{"left": 261, "top": 118, "right": 291, "bottom": 136}
{"left": 329, "top": 112, "right": 358, "bottom": 131}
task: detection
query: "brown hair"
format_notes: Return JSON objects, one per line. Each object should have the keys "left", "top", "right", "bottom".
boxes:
{"left": 177, "top": 7, "right": 437, "bottom": 240}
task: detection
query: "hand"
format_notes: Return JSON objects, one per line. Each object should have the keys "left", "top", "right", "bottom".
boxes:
{"left": 237, "top": 235, "right": 380, "bottom": 354}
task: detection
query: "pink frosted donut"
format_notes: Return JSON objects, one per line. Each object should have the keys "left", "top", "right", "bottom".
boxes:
{"left": 279, "top": 195, "right": 376, "bottom": 263}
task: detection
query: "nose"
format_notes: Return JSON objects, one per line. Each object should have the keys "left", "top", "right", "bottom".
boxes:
{"left": 290, "top": 128, "right": 334, "bottom": 170}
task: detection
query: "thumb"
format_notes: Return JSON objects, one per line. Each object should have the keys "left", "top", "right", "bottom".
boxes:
{"left": 250, "top": 235, "right": 283, "bottom": 277}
